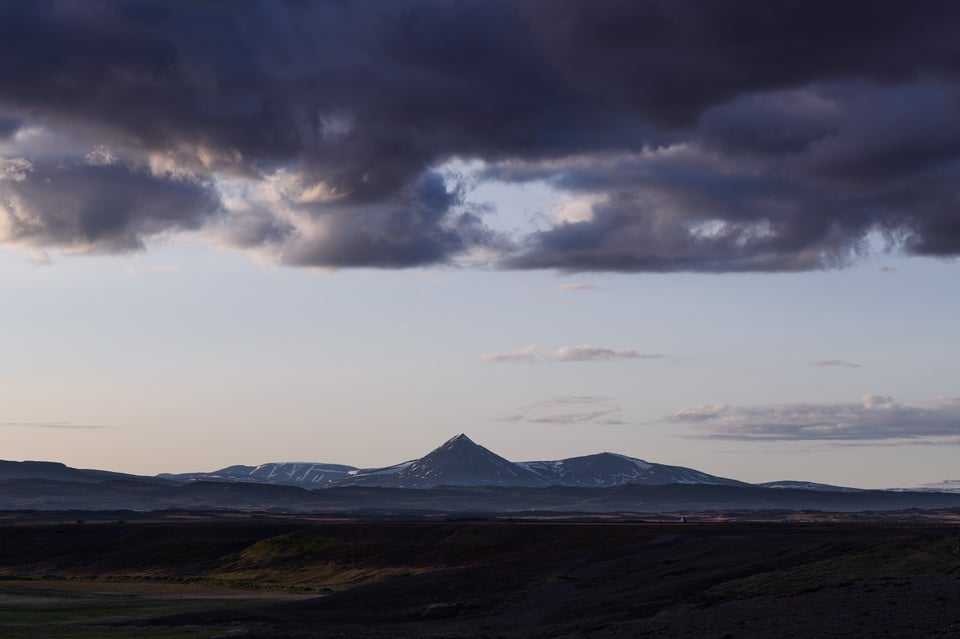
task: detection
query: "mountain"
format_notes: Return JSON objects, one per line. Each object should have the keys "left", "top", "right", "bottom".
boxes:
{"left": 333, "top": 434, "right": 546, "bottom": 488}
{"left": 0, "top": 460, "right": 169, "bottom": 484}
{"left": 519, "top": 452, "right": 745, "bottom": 488}
{"left": 896, "top": 480, "right": 960, "bottom": 493}
{"left": 756, "top": 480, "right": 863, "bottom": 492}
{"left": 160, "top": 462, "right": 356, "bottom": 488}
{"left": 159, "top": 434, "right": 745, "bottom": 490}
{"left": 6, "top": 445, "right": 960, "bottom": 513}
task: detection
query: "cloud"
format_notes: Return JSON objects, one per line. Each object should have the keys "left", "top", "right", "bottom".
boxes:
{"left": 521, "top": 396, "right": 614, "bottom": 408}
{"left": 808, "top": 359, "right": 861, "bottom": 368}
{"left": 0, "top": 157, "right": 221, "bottom": 253}
{"left": 0, "top": 421, "right": 108, "bottom": 430}
{"left": 498, "top": 396, "right": 625, "bottom": 425}
{"left": 553, "top": 345, "right": 662, "bottom": 362}
{"left": 553, "top": 283, "right": 601, "bottom": 292}
{"left": 481, "top": 344, "right": 539, "bottom": 364}
{"left": 1, "top": 2, "right": 960, "bottom": 270}
{"left": 0, "top": 116, "right": 20, "bottom": 139}
{"left": 278, "top": 171, "right": 502, "bottom": 268}
{"left": 667, "top": 395, "right": 960, "bottom": 442}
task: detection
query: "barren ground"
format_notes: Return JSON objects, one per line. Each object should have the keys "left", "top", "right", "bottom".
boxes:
{"left": 0, "top": 514, "right": 958, "bottom": 637}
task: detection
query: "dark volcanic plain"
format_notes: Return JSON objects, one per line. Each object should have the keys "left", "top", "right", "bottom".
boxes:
{"left": 1, "top": 513, "right": 958, "bottom": 638}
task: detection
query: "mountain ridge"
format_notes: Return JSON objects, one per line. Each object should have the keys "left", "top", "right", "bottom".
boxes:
{"left": 9, "top": 434, "right": 947, "bottom": 494}
{"left": 160, "top": 434, "right": 753, "bottom": 490}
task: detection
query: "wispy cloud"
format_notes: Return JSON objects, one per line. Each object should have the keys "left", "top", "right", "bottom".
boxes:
{"left": 497, "top": 396, "right": 626, "bottom": 425}
{"left": 0, "top": 421, "right": 109, "bottom": 430}
{"left": 124, "top": 265, "right": 179, "bottom": 276}
{"left": 808, "top": 359, "right": 861, "bottom": 368}
{"left": 553, "top": 345, "right": 663, "bottom": 362}
{"left": 553, "top": 283, "right": 601, "bottom": 292}
{"left": 520, "top": 396, "right": 614, "bottom": 409}
{"left": 666, "top": 395, "right": 960, "bottom": 442}
{"left": 483, "top": 345, "right": 664, "bottom": 364}
{"left": 481, "top": 344, "right": 539, "bottom": 364}
{"left": 29, "top": 249, "right": 52, "bottom": 266}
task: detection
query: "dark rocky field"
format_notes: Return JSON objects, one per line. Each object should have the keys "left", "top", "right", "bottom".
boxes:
{"left": 0, "top": 515, "right": 958, "bottom": 637}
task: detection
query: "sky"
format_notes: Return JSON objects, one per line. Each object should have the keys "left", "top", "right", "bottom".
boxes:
{"left": 2, "top": 1, "right": 960, "bottom": 488}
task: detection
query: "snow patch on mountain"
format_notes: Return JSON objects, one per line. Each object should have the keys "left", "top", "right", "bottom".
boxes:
{"left": 160, "top": 462, "right": 356, "bottom": 488}
{"left": 756, "top": 480, "right": 863, "bottom": 492}
{"left": 899, "top": 479, "right": 960, "bottom": 493}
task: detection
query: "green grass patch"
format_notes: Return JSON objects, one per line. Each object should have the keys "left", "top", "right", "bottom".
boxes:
{"left": 233, "top": 533, "right": 338, "bottom": 564}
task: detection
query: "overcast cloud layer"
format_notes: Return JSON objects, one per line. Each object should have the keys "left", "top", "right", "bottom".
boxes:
{"left": 3, "top": 1, "right": 960, "bottom": 271}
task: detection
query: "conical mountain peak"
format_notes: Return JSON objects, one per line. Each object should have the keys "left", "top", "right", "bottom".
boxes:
{"left": 439, "top": 433, "right": 477, "bottom": 449}
{"left": 336, "top": 433, "right": 545, "bottom": 488}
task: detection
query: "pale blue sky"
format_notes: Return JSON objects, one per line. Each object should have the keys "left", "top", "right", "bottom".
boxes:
{"left": 3, "top": 229, "right": 958, "bottom": 488}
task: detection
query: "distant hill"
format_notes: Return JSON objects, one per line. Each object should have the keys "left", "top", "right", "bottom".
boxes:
{"left": 3, "top": 477, "right": 960, "bottom": 513}
{"left": 160, "top": 462, "right": 356, "bottom": 488}
{"left": 0, "top": 460, "right": 170, "bottom": 485}
{"left": 756, "top": 480, "right": 863, "bottom": 492}
{"left": 897, "top": 479, "right": 960, "bottom": 493}
{"left": 519, "top": 451, "right": 746, "bottom": 488}
{"left": 4, "top": 435, "right": 960, "bottom": 513}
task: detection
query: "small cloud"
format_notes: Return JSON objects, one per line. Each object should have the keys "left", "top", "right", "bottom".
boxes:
{"left": 124, "top": 265, "right": 178, "bottom": 277}
{"left": 526, "top": 409, "right": 625, "bottom": 425}
{"left": 0, "top": 156, "right": 33, "bottom": 182}
{"left": 29, "top": 249, "right": 52, "bottom": 266}
{"left": 553, "top": 283, "right": 601, "bottom": 292}
{"left": 808, "top": 359, "right": 861, "bottom": 368}
{"left": 0, "top": 421, "right": 108, "bottom": 430}
{"left": 553, "top": 345, "right": 663, "bottom": 362}
{"left": 419, "top": 271, "right": 449, "bottom": 284}
{"left": 521, "top": 396, "right": 615, "bottom": 409}
{"left": 481, "top": 344, "right": 539, "bottom": 364}
{"left": 83, "top": 145, "right": 118, "bottom": 167}
{"left": 148, "top": 265, "right": 178, "bottom": 275}
{"left": 881, "top": 266, "right": 898, "bottom": 273}
{"left": 666, "top": 394, "right": 960, "bottom": 443}
{"left": 497, "top": 395, "right": 626, "bottom": 425}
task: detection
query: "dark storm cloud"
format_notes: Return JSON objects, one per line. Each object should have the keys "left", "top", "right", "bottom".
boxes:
{"left": 523, "top": 0, "right": 960, "bottom": 127}
{"left": 0, "top": 116, "right": 19, "bottom": 139}
{"left": 0, "top": 159, "right": 220, "bottom": 252}
{"left": 281, "top": 171, "right": 501, "bottom": 268}
{"left": 1, "top": 1, "right": 960, "bottom": 270}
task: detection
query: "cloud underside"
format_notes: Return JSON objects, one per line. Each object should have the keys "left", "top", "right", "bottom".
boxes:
{"left": 0, "top": 421, "right": 108, "bottom": 430}
{"left": 482, "top": 345, "right": 660, "bottom": 364}
{"left": 3, "top": 2, "right": 960, "bottom": 270}
{"left": 668, "top": 395, "right": 960, "bottom": 442}
{"left": 481, "top": 344, "right": 539, "bottom": 364}
{"left": 808, "top": 359, "right": 861, "bottom": 368}
{"left": 498, "top": 396, "right": 626, "bottom": 425}
{"left": 554, "top": 345, "right": 662, "bottom": 362}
